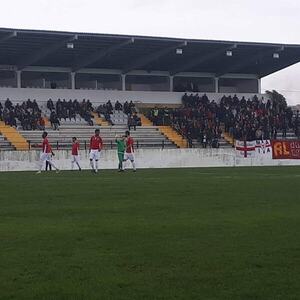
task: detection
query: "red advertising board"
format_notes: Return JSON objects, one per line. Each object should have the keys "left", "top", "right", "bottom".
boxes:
{"left": 272, "top": 140, "right": 300, "bottom": 159}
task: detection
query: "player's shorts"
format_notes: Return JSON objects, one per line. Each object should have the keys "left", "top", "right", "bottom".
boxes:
{"left": 124, "top": 152, "right": 134, "bottom": 162}
{"left": 72, "top": 155, "right": 80, "bottom": 163}
{"left": 90, "top": 149, "right": 100, "bottom": 160}
{"left": 40, "top": 152, "right": 51, "bottom": 162}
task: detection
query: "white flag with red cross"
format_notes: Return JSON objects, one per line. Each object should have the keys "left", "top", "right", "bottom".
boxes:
{"left": 235, "top": 140, "right": 256, "bottom": 158}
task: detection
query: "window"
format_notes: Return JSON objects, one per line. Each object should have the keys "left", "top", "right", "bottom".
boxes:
{"left": 21, "top": 72, "right": 70, "bottom": 89}
{"left": 173, "top": 77, "right": 215, "bottom": 92}
{"left": 125, "top": 75, "right": 170, "bottom": 91}
{"left": 218, "top": 78, "right": 258, "bottom": 93}
{"left": 0, "top": 71, "right": 17, "bottom": 88}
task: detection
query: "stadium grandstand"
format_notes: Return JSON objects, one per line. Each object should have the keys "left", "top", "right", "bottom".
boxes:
{"left": 0, "top": 27, "right": 300, "bottom": 151}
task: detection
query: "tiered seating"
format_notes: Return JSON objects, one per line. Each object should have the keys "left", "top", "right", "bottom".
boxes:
{"left": 0, "top": 134, "right": 15, "bottom": 150}
{"left": 58, "top": 118, "right": 90, "bottom": 126}
{"left": 19, "top": 125, "right": 177, "bottom": 150}
{"left": 110, "top": 111, "right": 128, "bottom": 125}
{"left": 276, "top": 130, "right": 298, "bottom": 140}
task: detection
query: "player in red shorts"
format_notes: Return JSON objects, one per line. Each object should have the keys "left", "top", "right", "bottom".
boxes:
{"left": 36, "top": 132, "right": 60, "bottom": 174}
{"left": 89, "top": 129, "right": 103, "bottom": 173}
{"left": 71, "top": 137, "right": 81, "bottom": 171}
{"left": 123, "top": 130, "right": 136, "bottom": 172}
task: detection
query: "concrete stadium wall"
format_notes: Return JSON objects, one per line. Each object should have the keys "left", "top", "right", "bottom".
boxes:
{"left": 0, "top": 87, "right": 265, "bottom": 105}
{"left": 0, "top": 148, "right": 299, "bottom": 172}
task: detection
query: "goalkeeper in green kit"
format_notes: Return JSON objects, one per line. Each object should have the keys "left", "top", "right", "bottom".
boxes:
{"left": 115, "top": 135, "right": 125, "bottom": 172}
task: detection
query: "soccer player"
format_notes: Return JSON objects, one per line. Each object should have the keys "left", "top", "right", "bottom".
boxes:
{"left": 45, "top": 144, "right": 54, "bottom": 171}
{"left": 89, "top": 128, "right": 103, "bottom": 173}
{"left": 115, "top": 135, "right": 125, "bottom": 172}
{"left": 36, "top": 132, "right": 60, "bottom": 174}
{"left": 124, "top": 130, "right": 136, "bottom": 172}
{"left": 71, "top": 137, "right": 81, "bottom": 171}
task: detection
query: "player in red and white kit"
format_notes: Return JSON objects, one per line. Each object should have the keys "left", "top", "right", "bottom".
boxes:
{"left": 36, "top": 132, "right": 60, "bottom": 174}
{"left": 89, "top": 129, "right": 103, "bottom": 173}
{"left": 123, "top": 130, "right": 136, "bottom": 172}
{"left": 71, "top": 137, "right": 81, "bottom": 171}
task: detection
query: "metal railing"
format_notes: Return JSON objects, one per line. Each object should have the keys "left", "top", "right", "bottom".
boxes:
{"left": 25, "top": 140, "right": 167, "bottom": 151}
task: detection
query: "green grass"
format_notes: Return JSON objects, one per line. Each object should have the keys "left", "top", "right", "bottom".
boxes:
{"left": 0, "top": 167, "right": 300, "bottom": 300}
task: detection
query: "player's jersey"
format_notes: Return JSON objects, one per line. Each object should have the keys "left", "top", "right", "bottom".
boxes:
{"left": 116, "top": 139, "right": 125, "bottom": 153}
{"left": 126, "top": 137, "right": 134, "bottom": 153}
{"left": 42, "top": 138, "right": 51, "bottom": 153}
{"left": 90, "top": 135, "right": 103, "bottom": 150}
{"left": 72, "top": 142, "right": 80, "bottom": 155}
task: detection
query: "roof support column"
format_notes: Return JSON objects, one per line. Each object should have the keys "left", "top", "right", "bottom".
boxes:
{"left": 215, "top": 77, "right": 219, "bottom": 93}
{"left": 257, "top": 78, "right": 261, "bottom": 94}
{"left": 70, "top": 72, "right": 76, "bottom": 89}
{"left": 169, "top": 76, "right": 174, "bottom": 92}
{"left": 121, "top": 74, "right": 126, "bottom": 91}
{"left": 16, "top": 70, "right": 21, "bottom": 88}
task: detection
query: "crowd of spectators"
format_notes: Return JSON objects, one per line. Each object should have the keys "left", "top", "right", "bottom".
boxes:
{"left": 1, "top": 97, "right": 141, "bottom": 131}
{"left": 148, "top": 93, "right": 300, "bottom": 147}
{"left": 0, "top": 98, "right": 45, "bottom": 130}
{"left": 47, "top": 98, "right": 94, "bottom": 129}
{"left": 218, "top": 94, "right": 297, "bottom": 141}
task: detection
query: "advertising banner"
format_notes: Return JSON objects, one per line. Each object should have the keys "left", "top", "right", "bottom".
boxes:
{"left": 271, "top": 140, "right": 300, "bottom": 159}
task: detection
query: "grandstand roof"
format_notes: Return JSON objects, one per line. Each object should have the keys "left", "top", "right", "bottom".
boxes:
{"left": 1, "top": 27, "right": 300, "bottom": 78}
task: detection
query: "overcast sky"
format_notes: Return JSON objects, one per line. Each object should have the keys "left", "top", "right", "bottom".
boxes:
{"left": 1, "top": 0, "right": 300, "bottom": 104}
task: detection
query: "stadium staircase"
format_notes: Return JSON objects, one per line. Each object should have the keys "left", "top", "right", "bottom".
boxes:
{"left": 92, "top": 112, "right": 109, "bottom": 126}
{"left": 138, "top": 113, "right": 188, "bottom": 148}
{"left": 0, "top": 133, "right": 15, "bottom": 150}
{"left": 222, "top": 132, "right": 235, "bottom": 146}
{"left": 158, "top": 126, "right": 188, "bottom": 148}
{"left": 0, "top": 122, "right": 29, "bottom": 150}
{"left": 139, "top": 114, "right": 154, "bottom": 126}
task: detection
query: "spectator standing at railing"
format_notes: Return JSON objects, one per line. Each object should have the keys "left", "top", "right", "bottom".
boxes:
{"left": 127, "top": 112, "right": 140, "bottom": 131}
{"left": 5, "top": 98, "right": 13, "bottom": 110}
{"left": 38, "top": 117, "right": 45, "bottom": 131}
{"left": 152, "top": 107, "right": 159, "bottom": 125}
{"left": 106, "top": 100, "right": 113, "bottom": 114}
{"left": 50, "top": 111, "right": 60, "bottom": 130}
{"left": 129, "top": 101, "right": 135, "bottom": 113}
{"left": 123, "top": 101, "right": 129, "bottom": 114}
{"left": 47, "top": 98, "right": 55, "bottom": 111}
{"left": 115, "top": 101, "right": 123, "bottom": 112}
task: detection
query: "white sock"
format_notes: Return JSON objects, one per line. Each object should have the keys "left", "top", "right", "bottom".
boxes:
{"left": 132, "top": 161, "right": 136, "bottom": 170}
{"left": 71, "top": 161, "right": 74, "bottom": 170}
{"left": 49, "top": 161, "right": 58, "bottom": 170}
{"left": 95, "top": 160, "right": 99, "bottom": 172}
{"left": 39, "top": 160, "right": 43, "bottom": 171}
{"left": 90, "top": 160, "right": 94, "bottom": 170}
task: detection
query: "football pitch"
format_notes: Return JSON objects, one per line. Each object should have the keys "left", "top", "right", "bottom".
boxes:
{"left": 0, "top": 166, "right": 299, "bottom": 300}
